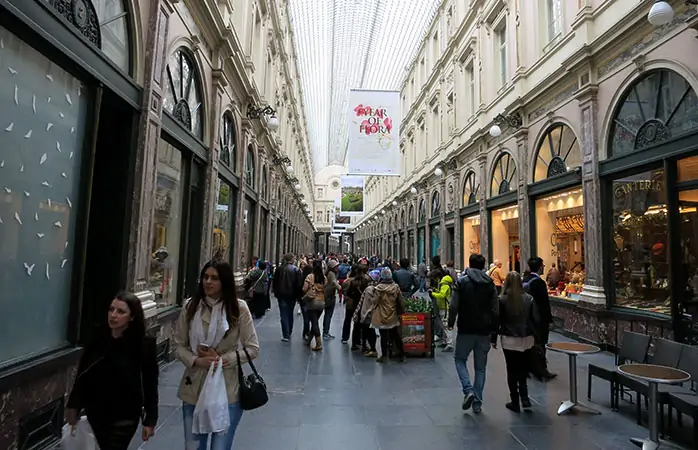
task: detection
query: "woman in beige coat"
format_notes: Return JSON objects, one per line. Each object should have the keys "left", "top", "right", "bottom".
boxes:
{"left": 174, "top": 259, "right": 259, "bottom": 450}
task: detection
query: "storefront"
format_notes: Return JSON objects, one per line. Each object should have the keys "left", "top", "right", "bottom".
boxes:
{"left": 212, "top": 113, "right": 239, "bottom": 264}
{"left": 488, "top": 152, "right": 520, "bottom": 275}
{"left": 460, "top": 170, "right": 481, "bottom": 266}
{"left": 429, "top": 191, "right": 441, "bottom": 258}
{"left": 241, "top": 145, "right": 257, "bottom": 270}
{"left": 529, "top": 123, "right": 584, "bottom": 302}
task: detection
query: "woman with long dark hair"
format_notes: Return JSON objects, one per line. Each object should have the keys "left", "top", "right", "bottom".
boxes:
{"left": 174, "top": 259, "right": 260, "bottom": 449}
{"left": 302, "top": 260, "right": 326, "bottom": 351}
{"left": 66, "top": 292, "right": 159, "bottom": 450}
{"left": 496, "top": 271, "right": 539, "bottom": 413}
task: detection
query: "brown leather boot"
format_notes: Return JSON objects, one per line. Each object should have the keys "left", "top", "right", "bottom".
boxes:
{"left": 312, "top": 336, "right": 323, "bottom": 351}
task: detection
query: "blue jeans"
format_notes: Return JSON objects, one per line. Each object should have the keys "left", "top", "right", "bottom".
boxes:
{"left": 182, "top": 402, "right": 243, "bottom": 450}
{"left": 419, "top": 277, "right": 427, "bottom": 292}
{"left": 454, "top": 334, "right": 491, "bottom": 405}
{"left": 277, "top": 297, "right": 295, "bottom": 338}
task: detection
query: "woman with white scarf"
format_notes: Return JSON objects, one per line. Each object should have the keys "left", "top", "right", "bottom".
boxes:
{"left": 174, "top": 260, "right": 259, "bottom": 450}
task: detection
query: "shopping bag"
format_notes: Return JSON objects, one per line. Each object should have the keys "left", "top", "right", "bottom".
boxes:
{"left": 192, "top": 361, "right": 230, "bottom": 434}
{"left": 61, "top": 417, "right": 99, "bottom": 450}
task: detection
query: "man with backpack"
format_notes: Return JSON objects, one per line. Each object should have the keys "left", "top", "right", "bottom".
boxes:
{"left": 273, "top": 253, "right": 303, "bottom": 342}
{"left": 448, "top": 253, "right": 499, "bottom": 414}
{"left": 523, "top": 256, "right": 557, "bottom": 381}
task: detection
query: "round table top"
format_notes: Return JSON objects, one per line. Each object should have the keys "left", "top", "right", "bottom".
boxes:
{"left": 546, "top": 342, "right": 601, "bottom": 355}
{"left": 617, "top": 364, "right": 691, "bottom": 384}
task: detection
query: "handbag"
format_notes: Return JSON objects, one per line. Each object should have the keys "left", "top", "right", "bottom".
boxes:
{"left": 247, "top": 271, "right": 265, "bottom": 299}
{"left": 236, "top": 348, "right": 268, "bottom": 410}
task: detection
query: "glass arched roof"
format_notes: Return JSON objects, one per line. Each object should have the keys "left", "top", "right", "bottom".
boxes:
{"left": 289, "top": 0, "right": 441, "bottom": 173}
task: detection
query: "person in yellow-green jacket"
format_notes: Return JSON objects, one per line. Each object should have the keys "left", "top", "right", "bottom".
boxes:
{"left": 429, "top": 274, "right": 454, "bottom": 352}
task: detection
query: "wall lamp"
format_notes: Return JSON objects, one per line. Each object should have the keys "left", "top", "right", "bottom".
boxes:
{"left": 247, "top": 103, "right": 279, "bottom": 131}
{"left": 489, "top": 112, "right": 523, "bottom": 137}
{"left": 410, "top": 185, "right": 418, "bottom": 194}
{"left": 649, "top": 1, "right": 698, "bottom": 26}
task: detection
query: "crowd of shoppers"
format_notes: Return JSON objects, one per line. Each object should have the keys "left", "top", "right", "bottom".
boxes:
{"left": 63, "top": 246, "right": 560, "bottom": 449}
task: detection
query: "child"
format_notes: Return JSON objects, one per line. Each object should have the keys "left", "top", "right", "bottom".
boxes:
{"left": 429, "top": 273, "right": 454, "bottom": 351}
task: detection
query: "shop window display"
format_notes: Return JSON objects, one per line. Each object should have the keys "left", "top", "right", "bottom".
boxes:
{"left": 535, "top": 188, "right": 585, "bottom": 300}
{"left": 212, "top": 179, "right": 232, "bottom": 262}
{"left": 679, "top": 188, "right": 698, "bottom": 343}
{"left": 462, "top": 215, "right": 481, "bottom": 264}
{"left": 611, "top": 169, "right": 670, "bottom": 314}
{"left": 241, "top": 196, "right": 256, "bottom": 270}
{"left": 149, "top": 140, "right": 184, "bottom": 309}
{"left": 0, "top": 26, "right": 88, "bottom": 365}
{"left": 491, "top": 205, "right": 520, "bottom": 274}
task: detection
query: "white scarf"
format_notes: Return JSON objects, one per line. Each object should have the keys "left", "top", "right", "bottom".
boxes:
{"left": 189, "top": 297, "right": 230, "bottom": 354}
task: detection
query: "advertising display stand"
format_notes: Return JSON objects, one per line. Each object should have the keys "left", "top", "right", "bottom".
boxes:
{"left": 400, "top": 297, "right": 435, "bottom": 358}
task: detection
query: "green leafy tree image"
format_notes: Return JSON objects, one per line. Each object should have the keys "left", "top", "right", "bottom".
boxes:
{"left": 341, "top": 186, "right": 363, "bottom": 212}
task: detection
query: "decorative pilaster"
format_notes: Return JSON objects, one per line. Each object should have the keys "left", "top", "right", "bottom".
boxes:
{"left": 577, "top": 85, "right": 606, "bottom": 306}
{"left": 516, "top": 129, "right": 531, "bottom": 265}
{"left": 127, "top": 0, "right": 172, "bottom": 290}
{"left": 478, "top": 153, "right": 490, "bottom": 261}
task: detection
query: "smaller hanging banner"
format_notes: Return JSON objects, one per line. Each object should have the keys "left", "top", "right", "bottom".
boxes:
{"left": 347, "top": 89, "right": 401, "bottom": 176}
{"left": 339, "top": 175, "right": 364, "bottom": 216}
{"left": 334, "top": 199, "right": 350, "bottom": 224}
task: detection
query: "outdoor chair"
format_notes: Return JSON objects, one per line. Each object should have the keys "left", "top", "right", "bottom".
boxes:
{"left": 587, "top": 331, "right": 650, "bottom": 411}
{"left": 616, "top": 337, "right": 683, "bottom": 427}
{"left": 667, "top": 344, "right": 698, "bottom": 444}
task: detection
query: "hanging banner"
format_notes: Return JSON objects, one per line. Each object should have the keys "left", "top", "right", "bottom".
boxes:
{"left": 339, "top": 175, "right": 365, "bottom": 216}
{"left": 347, "top": 89, "right": 401, "bottom": 176}
{"left": 334, "top": 199, "right": 350, "bottom": 224}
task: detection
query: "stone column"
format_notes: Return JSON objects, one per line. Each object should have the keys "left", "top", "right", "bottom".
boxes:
{"left": 127, "top": 0, "right": 172, "bottom": 290}
{"left": 478, "top": 153, "right": 490, "bottom": 262}
{"left": 577, "top": 85, "right": 606, "bottom": 307}
{"left": 438, "top": 179, "right": 447, "bottom": 261}
{"left": 516, "top": 129, "right": 531, "bottom": 265}
{"left": 199, "top": 70, "right": 226, "bottom": 265}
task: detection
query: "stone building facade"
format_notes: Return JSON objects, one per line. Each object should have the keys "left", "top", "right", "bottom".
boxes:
{"left": 0, "top": 1, "right": 314, "bottom": 448}
{"left": 355, "top": 0, "right": 698, "bottom": 349}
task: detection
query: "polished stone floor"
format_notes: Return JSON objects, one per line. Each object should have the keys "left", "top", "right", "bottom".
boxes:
{"left": 128, "top": 298, "right": 688, "bottom": 450}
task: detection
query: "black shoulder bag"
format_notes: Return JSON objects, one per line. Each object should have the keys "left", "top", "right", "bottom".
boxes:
{"left": 236, "top": 348, "right": 268, "bottom": 410}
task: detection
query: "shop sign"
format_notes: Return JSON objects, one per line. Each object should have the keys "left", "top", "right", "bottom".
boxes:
{"left": 613, "top": 178, "right": 663, "bottom": 215}
{"left": 401, "top": 313, "right": 432, "bottom": 353}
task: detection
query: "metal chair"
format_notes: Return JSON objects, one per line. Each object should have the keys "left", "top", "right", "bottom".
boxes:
{"left": 667, "top": 345, "right": 698, "bottom": 444}
{"left": 587, "top": 331, "right": 650, "bottom": 411}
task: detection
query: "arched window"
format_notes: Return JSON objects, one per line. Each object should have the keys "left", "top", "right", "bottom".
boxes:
{"left": 400, "top": 210, "right": 406, "bottom": 228}
{"left": 462, "top": 171, "right": 479, "bottom": 206}
{"left": 164, "top": 49, "right": 203, "bottom": 138}
{"left": 94, "top": 0, "right": 131, "bottom": 73}
{"left": 277, "top": 187, "right": 282, "bottom": 206}
{"left": 245, "top": 146, "right": 255, "bottom": 187}
{"left": 431, "top": 191, "right": 441, "bottom": 217}
{"left": 534, "top": 124, "right": 581, "bottom": 181}
{"left": 609, "top": 69, "right": 698, "bottom": 156}
{"left": 408, "top": 205, "right": 415, "bottom": 224}
{"left": 219, "top": 112, "right": 236, "bottom": 172}
{"left": 261, "top": 167, "right": 268, "bottom": 200}
{"left": 418, "top": 199, "right": 427, "bottom": 222}
{"left": 490, "top": 152, "right": 517, "bottom": 197}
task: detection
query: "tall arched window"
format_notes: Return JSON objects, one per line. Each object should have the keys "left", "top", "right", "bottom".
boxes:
{"left": 94, "top": 0, "right": 131, "bottom": 73}
{"left": 431, "top": 191, "right": 441, "bottom": 217}
{"left": 418, "top": 199, "right": 427, "bottom": 222}
{"left": 245, "top": 146, "right": 255, "bottom": 188}
{"left": 609, "top": 69, "right": 698, "bottom": 156}
{"left": 400, "top": 210, "right": 406, "bottom": 228}
{"left": 534, "top": 124, "right": 581, "bottom": 181}
{"left": 164, "top": 48, "right": 203, "bottom": 138}
{"left": 490, "top": 152, "right": 517, "bottom": 197}
{"left": 408, "top": 205, "right": 415, "bottom": 223}
{"left": 462, "top": 171, "right": 479, "bottom": 206}
{"left": 220, "top": 112, "right": 236, "bottom": 172}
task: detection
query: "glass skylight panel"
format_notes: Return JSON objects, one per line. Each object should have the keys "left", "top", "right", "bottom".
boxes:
{"left": 289, "top": 0, "right": 441, "bottom": 173}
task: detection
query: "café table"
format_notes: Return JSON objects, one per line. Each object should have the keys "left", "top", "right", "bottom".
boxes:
{"left": 546, "top": 342, "right": 602, "bottom": 415}
{"left": 617, "top": 364, "right": 691, "bottom": 450}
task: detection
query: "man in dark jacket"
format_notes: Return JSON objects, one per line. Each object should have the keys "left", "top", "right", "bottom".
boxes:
{"left": 523, "top": 256, "right": 557, "bottom": 380}
{"left": 393, "top": 258, "right": 418, "bottom": 297}
{"left": 429, "top": 255, "right": 446, "bottom": 291}
{"left": 273, "top": 253, "right": 303, "bottom": 342}
{"left": 448, "top": 253, "right": 498, "bottom": 414}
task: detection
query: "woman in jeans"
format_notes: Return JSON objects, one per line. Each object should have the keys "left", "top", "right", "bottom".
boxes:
{"left": 174, "top": 259, "right": 260, "bottom": 449}
{"left": 495, "top": 271, "right": 539, "bottom": 413}
{"left": 302, "top": 260, "right": 327, "bottom": 351}
{"left": 66, "top": 292, "right": 158, "bottom": 450}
